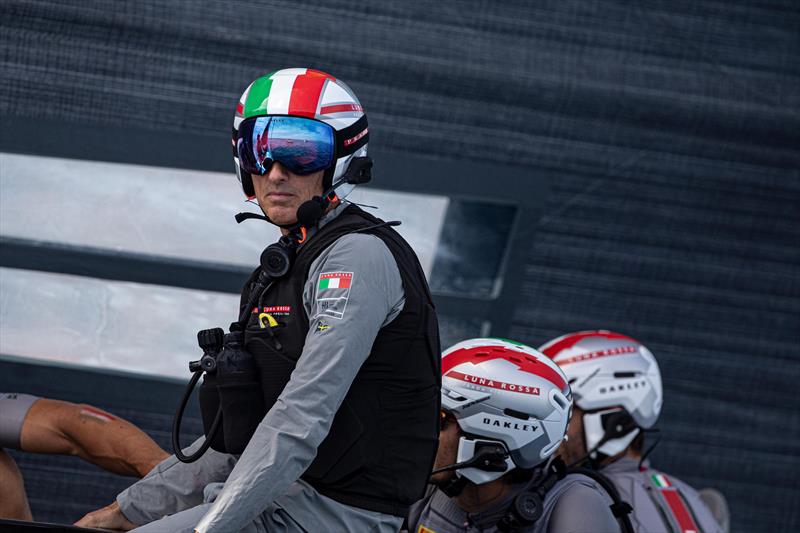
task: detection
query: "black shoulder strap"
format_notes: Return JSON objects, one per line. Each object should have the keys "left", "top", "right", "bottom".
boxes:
{"left": 295, "top": 204, "right": 436, "bottom": 305}
{"left": 568, "top": 467, "right": 635, "bottom": 533}
{"left": 293, "top": 204, "right": 375, "bottom": 273}
{"left": 496, "top": 459, "right": 566, "bottom": 532}
{"left": 238, "top": 266, "right": 263, "bottom": 314}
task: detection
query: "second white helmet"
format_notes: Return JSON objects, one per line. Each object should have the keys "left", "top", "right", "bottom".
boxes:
{"left": 441, "top": 338, "right": 572, "bottom": 484}
{"left": 539, "top": 330, "right": 663, "bottom": 459}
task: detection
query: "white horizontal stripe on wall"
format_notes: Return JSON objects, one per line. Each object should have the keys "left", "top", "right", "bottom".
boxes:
{"left": 0, "top": 152, "right": 448, "bottom": 276}
{"left": 0, "top": 267, "right": 239, "bottom": 379}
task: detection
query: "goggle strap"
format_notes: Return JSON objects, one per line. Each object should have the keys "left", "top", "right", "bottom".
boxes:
{"left": 335, "top": 115, "right": 369, "bottom": 157}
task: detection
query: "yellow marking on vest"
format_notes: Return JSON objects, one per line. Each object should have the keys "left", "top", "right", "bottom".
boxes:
{"left": 418, "top": 526, "right": 436, "bottom": 533}
{"left": 258, "top": 313, "right": 278, "bottom": 329}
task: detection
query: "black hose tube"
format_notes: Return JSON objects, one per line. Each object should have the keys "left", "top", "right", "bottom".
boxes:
{"left": 172, "top": 370, "right": 222, "bottom": 463}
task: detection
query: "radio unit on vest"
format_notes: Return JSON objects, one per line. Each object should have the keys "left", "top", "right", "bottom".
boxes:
{"left": 260, "top": 235, "right": 298, "bottom": 279}
{"left": 172, "top": 242, "right": 282, "bottom": 463}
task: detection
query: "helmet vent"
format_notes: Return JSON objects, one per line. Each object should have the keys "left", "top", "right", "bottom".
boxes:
{"left": 552, "top": 394, "right": 569, "bottom": 410}
{"left": 503, "top": 408, "right": 530, "bottom": 421}
{"left": 614, "top": 371, "right": 636, "bottom": 378}
{"left": 446, "top": 390, "right": 468, "bottom": 401}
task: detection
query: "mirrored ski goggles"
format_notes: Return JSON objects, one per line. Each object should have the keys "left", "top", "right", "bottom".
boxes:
{"left": 236, "top": 116, "right": 335, "bottom": 176}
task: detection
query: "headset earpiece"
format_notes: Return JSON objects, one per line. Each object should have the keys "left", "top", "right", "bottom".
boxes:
{"left": 471, "top": 443, "right": 510, "bottom": 472}
{"left": 601, "top": 409, "right": 637, "bottom": 438}
{"left": 341, "top": 156, "right": 373, "bottom": 184}
{"left": 513, "top": 491, "right": 544, "bottom": 523}
{"left": 260, "top": 236, "right": 296, "bottom": 279}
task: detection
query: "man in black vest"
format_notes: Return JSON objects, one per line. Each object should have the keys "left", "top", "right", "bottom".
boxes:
{"left": 76, "top": 68, "right": 441, "bottom": 532}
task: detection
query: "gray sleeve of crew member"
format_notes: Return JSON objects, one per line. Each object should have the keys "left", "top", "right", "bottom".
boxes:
{"left": 115, "top": 437, "right": 237, "bottom": 525}
{"left": 548, "top": 483, "right": 621, "bottom": 533}
{"left": 0, "top": 393, "right": 39, "bottom": 450}
{"left": 194, "top": 233, "right": 404, "bottom": 533}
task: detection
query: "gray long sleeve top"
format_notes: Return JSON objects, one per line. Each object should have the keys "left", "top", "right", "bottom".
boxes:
{"left": 117, "top": 208, "right": 405, "bottom": 532}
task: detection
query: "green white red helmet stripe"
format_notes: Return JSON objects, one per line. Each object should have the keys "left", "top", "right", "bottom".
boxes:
{"left": 288, "top": 71, "right": 330, "bottom": 117}
{"left": 235, "top": 69, "right": 363, "bottom": 127}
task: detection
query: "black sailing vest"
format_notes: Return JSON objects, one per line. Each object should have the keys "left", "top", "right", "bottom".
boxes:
{"left": 239, "top": 205, "right": 441, "bottom": 517}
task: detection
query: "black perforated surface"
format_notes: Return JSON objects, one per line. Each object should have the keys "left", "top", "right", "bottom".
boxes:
{"left": 1, "top": 2, "right": 798, "bottom": 531}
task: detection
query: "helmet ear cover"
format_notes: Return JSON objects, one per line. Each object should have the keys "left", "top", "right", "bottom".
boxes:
{"left": 453, "top": 437, "right": 516, "bottom": 485}
{"left": 232, "top": 127, "right": 256, "bottom": 198}
{"left": 582, "top": 407, "right": 640, "bottom": 460}
{"left": 324, "top": 114, "right": 370, "bottom": 190}
{"left": 600, "top": 408, "right": 638, "bottom": 439}
{"left": 240, "top": 170, "right": 255, "bottom": 198}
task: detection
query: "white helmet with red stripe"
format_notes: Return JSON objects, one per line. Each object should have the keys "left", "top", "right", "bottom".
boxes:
{"left": 232, "top": 68, "right": 368, "bottom": 199}
{"left": 539, "top": 331, "right": 663, "bottom": 459}
{"left": 441, "top": 338, "right": 572, "bottom": 484}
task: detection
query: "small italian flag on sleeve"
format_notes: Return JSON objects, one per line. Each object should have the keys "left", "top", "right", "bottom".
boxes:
{"left": 316, "top": 272, "right": 354, "bottom": 319}
{"left": 318, "top": 272, "right": 352, "bottom": 289}
{"left": 652, "top": 474, "right": 671, "bottom": 487}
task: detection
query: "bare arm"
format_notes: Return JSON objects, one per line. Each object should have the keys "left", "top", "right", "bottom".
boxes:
{"left": 0, "top": 448, "right": 33, "bottom": 520}
{"left": 20, "top": 398, "right": 168, "bottom": 478}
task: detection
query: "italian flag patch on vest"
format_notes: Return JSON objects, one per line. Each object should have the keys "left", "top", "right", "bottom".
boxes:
{"left": 318, "top": 272, "right": 352, "bottom": 289}
{"left": 316, "top": 272, "right": 354, "bottom": 320}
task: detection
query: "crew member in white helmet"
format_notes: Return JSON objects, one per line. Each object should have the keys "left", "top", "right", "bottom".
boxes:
{"left": 539, "top": 330, "right": 728, "bottom": 533}
{"left": 405, "top": 338, "right": 625, "bottom": 532}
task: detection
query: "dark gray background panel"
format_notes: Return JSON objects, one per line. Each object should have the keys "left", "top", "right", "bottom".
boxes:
{"left": 1, "top": 1, "right": 798, "bottom": 531}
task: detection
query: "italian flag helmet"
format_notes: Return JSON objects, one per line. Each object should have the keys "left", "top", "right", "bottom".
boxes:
{"left": 232, "top": 68, "right": 369, "bottom": 199}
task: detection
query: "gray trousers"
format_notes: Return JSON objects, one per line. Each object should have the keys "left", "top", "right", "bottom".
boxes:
{"left": 131, "top": 479, "right": 403, "bottom": 533}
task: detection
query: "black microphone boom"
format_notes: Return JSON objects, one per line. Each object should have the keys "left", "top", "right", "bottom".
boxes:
{"left": 430, "top": 445, "right": 508, "bottom": 475}
{"left": 296, "top": 198, "right": 325, "bottom": 228}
